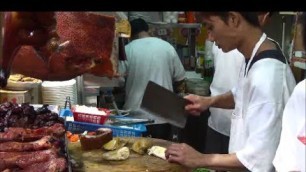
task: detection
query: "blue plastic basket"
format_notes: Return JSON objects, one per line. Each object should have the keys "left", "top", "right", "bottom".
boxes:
{"left": 66, "top": 121, "right": 147, "bottom": 137}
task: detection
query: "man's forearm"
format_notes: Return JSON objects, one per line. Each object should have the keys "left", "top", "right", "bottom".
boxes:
{"left": 197, "top": 153, "right": 246, "bottom": 171}
{"left": 210, "top": 91, "right": 235, "bottom": 109}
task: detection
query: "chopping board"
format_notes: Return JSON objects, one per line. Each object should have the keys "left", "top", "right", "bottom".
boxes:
{"left": 68, "top": 137, "right": 185, "bottom": 172}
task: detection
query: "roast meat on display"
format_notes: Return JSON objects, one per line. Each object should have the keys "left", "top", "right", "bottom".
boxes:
{"left": 0, "top": 123, "right": 65, "bottom": 142}
{"left": 0, "top": 102, "right": 67, "bottom": 172}
{"left": 0, "top": 149, "right": 67, "bottom": 171}
{"left": 0, "top": 102, "right": 64, "bottom": 132}
{"left": 0, "top": 135, "right": 53, "bottom": 152}
{"left": 0, "top": 12, "right": 117, "bottom": 87}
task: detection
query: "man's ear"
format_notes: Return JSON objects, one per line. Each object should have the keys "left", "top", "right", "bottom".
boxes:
{"left": 227, "top": 12, "right": 240, "bottom": 28}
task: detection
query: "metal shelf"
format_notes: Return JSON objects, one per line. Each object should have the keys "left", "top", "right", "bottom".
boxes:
{"left": 149, "top": 21, "right": 202, "bottom": 70}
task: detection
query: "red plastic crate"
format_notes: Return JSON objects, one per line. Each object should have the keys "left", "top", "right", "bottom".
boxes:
{"left": 72, "top": 108, "right": 110, "bottom": 124}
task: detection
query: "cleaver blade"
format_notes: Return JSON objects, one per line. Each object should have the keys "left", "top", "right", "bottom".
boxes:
{"left": 140, "top": 81, "right": 190, "bottom": 128}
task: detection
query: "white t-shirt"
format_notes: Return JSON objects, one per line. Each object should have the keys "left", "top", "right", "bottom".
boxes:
{"left": 273, "top": 79, "right": 306, "bottom": 172}
{"left": 209, "top": 43, "right": 244, "bottom": 136}
{"left": 230, "top": 50, "right": 296, "bottom": 171}
{"left": 121, "top": 37, "right": 185, "bottom": 111}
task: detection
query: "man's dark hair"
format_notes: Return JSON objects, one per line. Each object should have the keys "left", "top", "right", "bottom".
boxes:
{"left": 198, "top": 12, "right": 260, "bottom": 27}
{"left": 129, "top": 18, "right": 149, "bottom": 37}
{"left": 239, "top": 12, "right": 261, "bottom": 27}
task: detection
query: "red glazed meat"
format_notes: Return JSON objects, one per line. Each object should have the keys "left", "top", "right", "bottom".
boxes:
{"left": 0, "top": 12, "right": 117, "bottom": 87}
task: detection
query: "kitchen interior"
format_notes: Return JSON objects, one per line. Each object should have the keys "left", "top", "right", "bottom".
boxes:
{"left": 0, "top": 12, "right": 304, "bottom": 172}
{"left": 81, "top": 11, "right": 304, "bottom": 107}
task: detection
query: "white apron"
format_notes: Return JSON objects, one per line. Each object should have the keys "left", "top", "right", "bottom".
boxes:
{"left": 229, "top": 33, "right": 267, "bottom": 153}
{"left": 229, "top": 33, "right": 294, "bottom": 171}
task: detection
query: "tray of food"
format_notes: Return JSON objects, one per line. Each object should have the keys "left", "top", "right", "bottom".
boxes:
{"left": 0, "top": 102, "right": 70, "bottom": 172}
{"left": 6, "top": 74, "right": 42, "bottom": 91}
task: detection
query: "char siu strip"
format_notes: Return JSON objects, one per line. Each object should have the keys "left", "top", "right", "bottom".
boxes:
{"left": 0, "top": 123, "right": 65, "bottom": 142}
{"left": 22, "top": 157, "right": 67, "bottom": 172}
{"left": 0, "top": 149, "right": 58, "bottom": 171}
{"left": 0, "top": 136, "right": 53, "bottom": 152}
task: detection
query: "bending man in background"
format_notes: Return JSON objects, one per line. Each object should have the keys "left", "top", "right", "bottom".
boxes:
{"left": 120, "top": 18, "right": 186, "bottom": 140}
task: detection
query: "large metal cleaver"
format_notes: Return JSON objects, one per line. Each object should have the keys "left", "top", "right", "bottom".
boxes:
{"left": 140, "top": 81, "right": 190, "bottom": 128}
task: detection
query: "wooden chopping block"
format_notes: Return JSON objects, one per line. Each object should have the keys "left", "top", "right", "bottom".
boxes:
{"left": 68, "top": 137, "right": 185, "bottom": 172}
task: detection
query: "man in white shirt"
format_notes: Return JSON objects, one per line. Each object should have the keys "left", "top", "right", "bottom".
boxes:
{"left": 166, "top": 12, "right": 296, "bottom": 172}
{"left": 273, "top": 12, "right": 306, "bottom": 172}
{"left": 205, "top": 12, "right": 273, "bottom": 155}
{"left": 122, "top": 18, "right": 185, "bottom": 110}
{"left": 120, "top": 18, "right": 186, "bottom": 140}
{"left": 273, "top": 79, "right": 305, "bottom": 172}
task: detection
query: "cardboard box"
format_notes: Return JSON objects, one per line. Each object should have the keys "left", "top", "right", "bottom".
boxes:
{"left": 0, "top": 89, "right": 31, "bottom": 104}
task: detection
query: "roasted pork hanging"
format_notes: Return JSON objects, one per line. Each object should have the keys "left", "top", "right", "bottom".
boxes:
{"left": 0, "top": 12, "right": 119, "bottom": 87}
